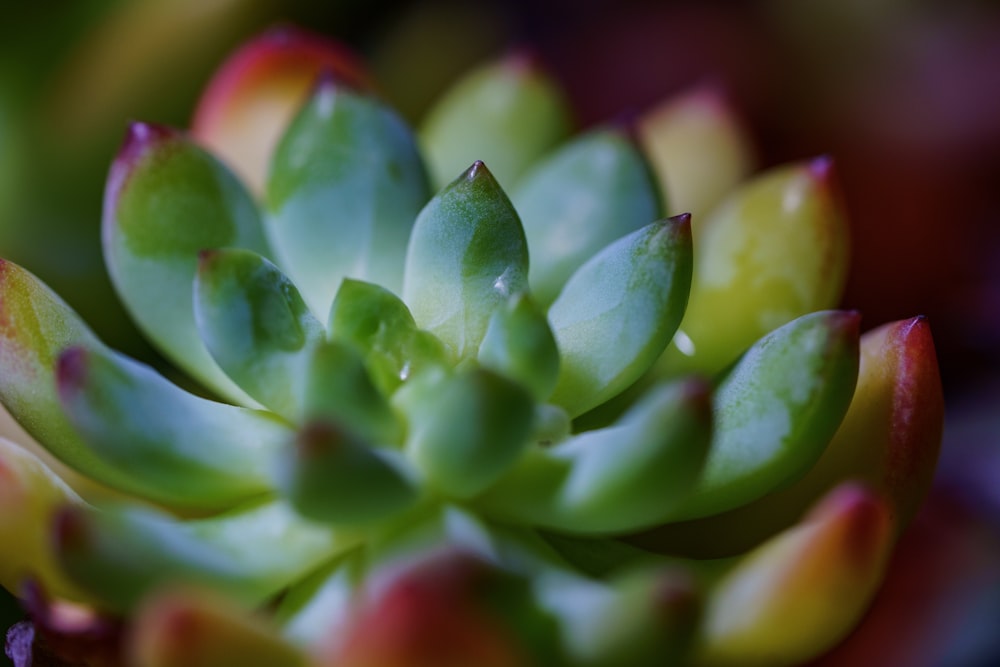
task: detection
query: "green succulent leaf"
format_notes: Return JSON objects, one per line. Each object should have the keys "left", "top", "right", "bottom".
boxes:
{"left": 277, "top": 554, "right": 362, "bottom": 648}
{"left": 0, "top": 260, "right": 138, "bottom": 492}
{"left": 327, "top": 278, "right": 450, "bottom": 395}
{"left": 302, "top": 339, "right": 403, "bottom": 445}
{"left": 658, "top": 158, "right": 849, "bottom": 377}
{"left": 536, "top": 566, "right": 700, "bottom": 667}
{"left": 103, "top": 122, "right": 271, "bottom": 405}
{"left": 666, "top": 310, "right": 861, "bottom": 521}
{"left": 403, "top": 367, "right": 536, "bottom": 499}
{"left": 266, "top": 78, "right": 431, "bottom": 316}
{"left": 56, "top": 500, "right": 350, "bottom": 614}
{"left": 480, "top": 378, "right": 712, "bottom": 534}
{"left": 478, "top": 292, "right": 560, "bottom": 401}
{"left": 55, "top": 345, "right": 287, "bottom": 509}
{"left": 548, "top": 214, "right": 693, "bottom": 417}
{"left": 277, "top": 422, "right": 417, "bottom": 526}
{"left": 512, "top": 127, "right": 662, "bottom": 305}
{"left": 403, "top": 161, "right": 529, "bottom": 359}
{"left": 419, "top": 53, "right": 572, "bottom": 190}
{"left": 194, "top": 248, "right": 324, "bottom": 420}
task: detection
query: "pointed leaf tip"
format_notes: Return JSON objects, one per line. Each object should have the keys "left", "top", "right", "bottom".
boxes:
{"left": 466, "top": 160, "right": 488, "bottom": 180}
{"left": 807, "top": 154, "right": 835, "bottom": 183}
{"left": 121, "top": 121, "right": 177, "bottom": 160}
{"left": 105, "top": 122, "right": 181, "bottom": 216}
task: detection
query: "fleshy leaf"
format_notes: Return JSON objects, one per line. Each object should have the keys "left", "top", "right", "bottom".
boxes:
{"left": 404, "top": 368, "right": 535, "bottom": 499}
{"left": 511, "top": 127, "right": 662, "bottom": 305}
{"left": 327, "top": 549, "right": 558, "bottom": 667}
{"left": 102, "top": 122, "right": 271, "bottom": 405}
{"left": 0, "top": 260, "right": 140, "bottom": 490}
{"left": 547, "top": 214, "right": 692, "bottom": 417}
{"left": 276, "top": 555, "right": 362, "bottom": 648}
{"left": 191, "top": 26, "right": 372, "bottom": 195}
{"left": 266, "top": 78, "right": 430, "bottom": 315}
{"left": 402, "top": 161, "right": 529, "bottom": 359}
{"left": 637, "top": 86, "right": 755, "bottom": 218}
{"left": 477, "top": 293, "right": 560, "bottom": 401}
{"left": 695, "top": 483, "right": 892, "bottom": 667}
{"left": 55, "top": 346, "right": 286, "bottom": 509}
{"left": 635, "top": 316, "right": 942, "bottom": 557}
{"left": 277, "top": 422, "right": 417, "bottom": 525}
{"left": 327, "top": 279, "right": 450, "bottom": 395}
{"left": 664, "top": 310, "right": 860, "bottom": 521}
{"left": 419, "top": 53, "right": 572, "bottom": 189}
{"left": 536, "top": 566, "right": 700, "bottom": 666}
{"left": 479, "top": 378, "right": 712, "bottom": 534}
{"left": 302, "top": 340, "right": 404, "bottom": 444}
{"left": 55, "top": 500, "right": 351, "bottom": 613}
{"left": 194, "top": 248, "right": 324, "bottom": 420}
{"left": 0, "top": 438, "right": 89, "bottom": 602}
{"left": 129, "top": 587, "right": 309, "bottom": 667}
{"left": 658, "top": 158, "right": 849, "bottom": 377}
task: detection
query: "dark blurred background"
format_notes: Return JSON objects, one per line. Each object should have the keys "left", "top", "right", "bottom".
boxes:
{"left": 2, "top": 0, "right": 1000, "bottom": 664}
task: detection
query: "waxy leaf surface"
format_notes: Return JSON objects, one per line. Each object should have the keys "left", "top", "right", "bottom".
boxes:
{"left": 696, "top": 484, "right": 891, "bottom": 667}
{"left": 512, "top": 128, "right": 661, "bottom": 305}
{"left": 56, "top": 346, "right": 287, "bottom": 509}
{"left": 56, "top": 500, "right": 348, "bottom": 613}
{"left": 666, "top": 311, "right": 859, "bottom": 521}
{"left": 405, "top": 368, "right": 535, "bottom": 499}
{"left": 192, "top": 25, "right": 372, "bottom": 195}
{"left": 279, "top": 422, "right": 417, "bottom": 525}
{"left": 419, "top": 54, "right": 572, "bottom": 189}
{"left": 659, "top": 158, "right": 849, "bottom": 377}
{"left": 266, "top": 80, "right": 430, "bottom": 315}
{"left": 0, "top": 438, "right": 88, "bottom": 601}
{"left": 103, "top": 123, "right": 270, "bottom": 405}
{"left": 637, "top": 86, "right": 755, "bottom": 218}
{"left": 403, "top": 161, "right": 529, "bottom": 359}
{"left": 477, "top": 293, "right": 560, "bottom": 402}
{"left": 0, "top": 260, "right": 140, "bottom": 491}
{"left": 481, "top": 378, "right": 711, "bottom": 534}
{"left": 328, "top": 279, "right": 450, "bottom": 395}
{"left": 195, "top": 248, "right": 324, "bottom": 420}
{"left": 548, "top": 215, "right": 692, "bottom": 417}
{"left": 636, "top": 316, "right": 942, "bottom": 557}
{"left": 302, "top": 339, "right": 403, "bottom": 445}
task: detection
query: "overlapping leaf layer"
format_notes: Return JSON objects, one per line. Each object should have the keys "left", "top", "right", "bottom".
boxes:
{"left": 0, "top": 27, "right": 943, "bottom": 667}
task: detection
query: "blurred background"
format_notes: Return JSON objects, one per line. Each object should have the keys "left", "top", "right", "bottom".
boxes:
{"left": 2, "top": 0, "right": 1000, "bottom": 664}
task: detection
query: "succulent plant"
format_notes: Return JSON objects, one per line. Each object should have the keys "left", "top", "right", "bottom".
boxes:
{"left": 0, "top": 27, "right": 943, "bottom": 667}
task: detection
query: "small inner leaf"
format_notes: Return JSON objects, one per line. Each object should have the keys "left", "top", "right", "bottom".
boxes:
{"left": 277, "top": 421, "right": 417, "bottom": 525}
{"left": 478, "top": 292, "right": 560, "bottom": 401}
{"left": 301, "top": 339, "right": 404, "bottom": 445}
{"left": 194, "top": 248, "right": 324, "bottom": 420}
{"left": 404, "top": 367, "right": 535, "bottom": 499}
{"left": 327, "top": 278, "right": 450, "bottom": 395}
